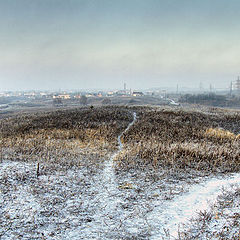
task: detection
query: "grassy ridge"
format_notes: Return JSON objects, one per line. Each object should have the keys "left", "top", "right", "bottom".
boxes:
{"left": 117, "top": 108, "right": 240, "bottom": 172}
{"left": 0, "top": 106, "right": 133, "bottom": 169}
{"left": 1, "top": 106, "right": 239, "bottom": 173}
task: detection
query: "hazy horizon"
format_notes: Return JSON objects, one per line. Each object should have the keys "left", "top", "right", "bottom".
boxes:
{"left": 1, "top": 0, "right": 240, "bottom": 91}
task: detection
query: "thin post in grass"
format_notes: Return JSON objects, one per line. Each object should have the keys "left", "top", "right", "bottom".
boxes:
{"left": 36, "top": 162, "right": 40, "bottom": 177}
{"left": 0, "top": 138, "right": 2, "bottom": 163}
{"left": 0, "top": 119, "right": 3, "bottom": 163}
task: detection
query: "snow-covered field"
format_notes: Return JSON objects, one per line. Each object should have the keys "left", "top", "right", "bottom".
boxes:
{"left": 1, "top": 111, "right": 239, "bottom": 239}
{"left": 1, "top": 161, "right": 239, "bottom": 239}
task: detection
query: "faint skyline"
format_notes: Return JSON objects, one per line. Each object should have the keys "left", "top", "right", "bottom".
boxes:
{"left": 0, "top": 0, "right": 240, "bottom": 91}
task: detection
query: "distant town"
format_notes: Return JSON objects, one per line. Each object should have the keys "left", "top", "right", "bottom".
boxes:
{"left": 0, "top": 78, "right": 240, "bottom": 113}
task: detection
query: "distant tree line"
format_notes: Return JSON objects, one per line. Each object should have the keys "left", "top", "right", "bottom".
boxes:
{"left": 53, "top": 98, "right": 63, "bottom": 106}
{"left": 0, "top": 97, "right": 20, "bottom": 104}
{"left": 79, "top": 95, "right": 88, "bottom": 105}
{"left": 180, "top": 93, "right": 240, "bottom": 107}
{"left": 101, "top": 98, "right": 111, "bottom": 105}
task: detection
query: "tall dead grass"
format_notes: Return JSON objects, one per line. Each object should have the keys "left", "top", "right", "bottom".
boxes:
{"left": 116, "top": 108, "right": 240, "bottom": 173}
{"left": 205, "top": 127, "right": 240, "bottom": 140}
{"left": 0, "top": 106, "right": 133, "bottom": 169}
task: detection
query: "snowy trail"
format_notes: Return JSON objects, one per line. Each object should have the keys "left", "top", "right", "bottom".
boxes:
{"left": 1, "top": 111, "right": 240, "bottom": 239}
{"left": 100, "top": 112, "right": 137, "bottom": 210}
{"left": 65, "top": 112, "right": 137, "bottom": 239}
{"left": 148, "top": 172, "right": 240, "bottom": 239}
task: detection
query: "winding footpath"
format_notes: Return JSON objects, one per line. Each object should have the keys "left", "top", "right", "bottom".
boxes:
{"left": 79, "top": 110, "right": 240, "bottom": 239}
{"left": 71, "top": 112, "right": 138, "bottom": 239}
{"left": 1, "top": 111, "right": 239, "bottom": 239}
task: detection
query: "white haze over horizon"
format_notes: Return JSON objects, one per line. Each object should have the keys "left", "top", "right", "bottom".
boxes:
{"left": 0, "top": 0, "right": 240, "bottom": 91}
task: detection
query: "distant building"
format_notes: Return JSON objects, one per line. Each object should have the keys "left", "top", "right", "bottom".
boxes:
{"left": 74, "top": 95, "right": 81, "bottom": 99}
{"left": 234, "top": 77, "right": 240, "bottom": 91}
{"left": 107, "top": 91, "right": 114, "bottom": 96}
{"left": 85, "top": 93, "right": 94, "bottom": 97}
{"left": 116, "top": 90, "right": 128, "bottom": 96}
{"left": 132, "top": 91, "right": 144, "bottom": 97}
{"left": 23, "top": 92, "right": 36, "bottom": 98}
{"left": 53, "top": 94, "right": 71, "bottom": 99}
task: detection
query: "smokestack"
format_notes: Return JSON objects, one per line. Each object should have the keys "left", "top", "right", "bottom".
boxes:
{"left": 230, "top": 81, "right": 233, "bottom": 96}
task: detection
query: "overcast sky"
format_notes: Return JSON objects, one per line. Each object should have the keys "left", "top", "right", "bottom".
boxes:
{"left": 0, "top": 0, "right": 240, "bottom": 91}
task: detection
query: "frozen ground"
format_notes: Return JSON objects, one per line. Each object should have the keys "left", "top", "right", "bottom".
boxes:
{"left": 1, "top": 161, "right": 239, "bottom": 239}
{"left": 1, "top": 112, "right": 239, "bottom": 239}
{"left": 147, "top": 173, "right": 240, "bottom": 239}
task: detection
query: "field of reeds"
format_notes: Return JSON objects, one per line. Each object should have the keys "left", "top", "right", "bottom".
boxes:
{"left": 116, "top": 108, "right": 240, "bottom": 173}
{"left": 0, "top": 106, "right": 133, "bottom": 171}
{"left": 1, "top": 106, "right": 239, "bottom": 173}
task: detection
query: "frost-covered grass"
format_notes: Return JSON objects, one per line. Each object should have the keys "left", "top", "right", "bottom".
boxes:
{"left": 1, "top": 105, "right": 240, "bottom": 239}
{"left": 178, "top": 184, "right": 240, "bottom": 240}
{"left": 2, "top": 160, "right": 238, "bottom": 240}
{"left": 117, "top": 108, "right": 240, "bottom": 173}
{"left": 0, "top": 160, "right": 106, "bottom": 239}
{"left": 0, "top": 106, "right": 133, "bottom": 171}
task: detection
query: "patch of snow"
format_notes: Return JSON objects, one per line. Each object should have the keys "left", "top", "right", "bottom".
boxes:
{"left": 147, "top": 173, "right": 240, "bottom": 239}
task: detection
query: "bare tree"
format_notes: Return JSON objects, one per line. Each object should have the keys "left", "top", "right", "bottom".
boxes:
{"left": 102, "top": 98, "right": 111, "bottom": 105}
{"left": 53, "top": 98, "right": 63, "bottom": 106}
{"left": 80, "top": 95, "right": 88, "bottom": 105}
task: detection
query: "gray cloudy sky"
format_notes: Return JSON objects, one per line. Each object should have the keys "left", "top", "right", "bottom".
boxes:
{"left": 0, "top": 0, "right": 240, "bottom": 91}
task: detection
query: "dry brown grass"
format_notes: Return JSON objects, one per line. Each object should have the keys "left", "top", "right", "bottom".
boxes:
{"left": 1, "top": 105, "right": 239, "bottom": 173}
{"left": 0, "top": 106, "right": 133, "bottom": 170}
{"left": 205, "top": 127, "right": 239, "bottom": 140}
{"left": 116, "top": 108, "right": 240, "bottom": 173}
